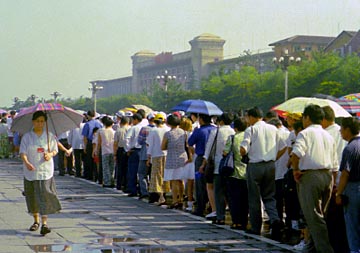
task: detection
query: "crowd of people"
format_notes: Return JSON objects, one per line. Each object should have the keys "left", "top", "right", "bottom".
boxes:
{"left": 0, "top": 110, "right": 19, "bottom": 159}
{"left": 1, "top": 105, "right": 359, "bottom": 252}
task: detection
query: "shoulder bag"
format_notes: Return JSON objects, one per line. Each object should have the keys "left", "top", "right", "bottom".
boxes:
{"left": 219, "top": 135, "right": 235, "bottom": 177}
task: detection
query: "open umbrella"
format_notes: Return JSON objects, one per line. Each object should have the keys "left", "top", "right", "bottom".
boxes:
{"left": 120, "top": 104, "right": 153, "bottom": 115}
{"left": 171, "top": 99, "right": 223, "bottom": 115}
{"left": 11, "top": 103, "right": 84, "bottom": 136}
{"left": 334, "top": 99, "right": 360, "bottom": 114}
{"left": 339, "top": 93, "right": 360, "bottom": 102}
{"left": 272, "top": 97, "right": 351, "bottom": 118}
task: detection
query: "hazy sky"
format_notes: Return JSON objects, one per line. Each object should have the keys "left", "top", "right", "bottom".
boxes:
{"left": 1, "top": 0, "right": 359, "bottom": 107}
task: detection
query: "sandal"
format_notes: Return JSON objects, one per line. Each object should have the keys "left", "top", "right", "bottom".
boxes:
{"left": 29, "top": 222, "right": 40, "bottom": 231}
{"left": 40, "top": 224, "right": 51, "bottom": 235}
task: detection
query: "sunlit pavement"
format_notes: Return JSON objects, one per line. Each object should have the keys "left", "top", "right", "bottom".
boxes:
{"left": 0, "top": 158, "right": 296, "bottom": 253}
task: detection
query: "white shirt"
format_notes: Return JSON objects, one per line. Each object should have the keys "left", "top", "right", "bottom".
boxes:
{"left": 58, "top": 131, "right": 69, "bottom": 140}
{"left": 286, "top": 130, "right": 297, "bottom": 148}
{"left": 325, "top": 123, "right": 347, "bottom": 167}
{"left": 92, "top": 131, "right": 99, "bottom": 151}
{"left": 6, "top": 117, "right": 13, "bottom": 137}
{"left": 20, "top": 130, "right": 58, "bottom": 181}
{"left": 292, "top": 124, "right": 337, "bottom": 171}
{"left": 146, "top": 127, "right": 168, "bottom": 158}
{"left": 275, "top": 127, "right": 290, "bottom": 180}
{"left": 99, "top": 127, "right": 115, "bottom": 155}
{"left": 125, "top": 124, "right": 142, "bottom": 152}
{"left": 68, "top": 123, "right": 85, "bottom": 149}
{"left": 138, "top": 118, "right": 149, "bottom": 128}
{"left": 204, "top": 125, "right": 235, "bottom": 174}
{"left": 241, "top": 120, "right": 278, "bottom": 163}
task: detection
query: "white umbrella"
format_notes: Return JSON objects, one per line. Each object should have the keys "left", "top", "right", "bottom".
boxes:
{"left": 272, "top": 97, "right": 351, "bottom": 118}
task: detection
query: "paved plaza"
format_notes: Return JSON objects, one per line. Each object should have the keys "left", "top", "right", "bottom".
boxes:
{"left": 0, "top": 158, "right": 296, "bottom": 253}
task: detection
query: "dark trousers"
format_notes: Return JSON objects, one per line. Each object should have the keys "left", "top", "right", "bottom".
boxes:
{"left": 58, "top": 139, "right": 73, "bottom": 175}
{"left": 227, "top": 177, "right": 249, "bottom": 227}
{"left": 284, "top": 169, "right": 301, "bottom": 227}
{"left": 84, "top": 141, "right": 94, "bottom": 180}
{"left": 73, "top": 149, "right": 84, "bottom": 177}
{"left": 116, "top": 147, "right": 128, "bottom": 190}
{"left": 127, "top": 149, "right": 140, "bottom": 195}
{"left": 275, "top": 179, "right": 284, "bottom": 221}
{"left": 194, "top": 156, "right": 208, "bottom": 215}
{"left": 326, "top": 191, "right": 349, "bottom": 253}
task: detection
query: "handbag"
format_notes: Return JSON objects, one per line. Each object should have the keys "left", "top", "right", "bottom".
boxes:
{"left": 219, "top": 135, "right": 235, "bottom": 177}
{"left": 204, "top": 128, "right": 219, "bottom": 181}
{"left": 241, "top": 154, "right": 249, "bottom": 164}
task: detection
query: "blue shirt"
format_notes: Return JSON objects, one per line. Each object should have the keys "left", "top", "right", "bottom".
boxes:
{"left": 82, "top": 119, "right": 102, "bottom": 141}
{"left": 188, "top": 124, "right": 216, "bottom": 156}
{"left": 340, "top": 136, "right": 360, "bottom": 182}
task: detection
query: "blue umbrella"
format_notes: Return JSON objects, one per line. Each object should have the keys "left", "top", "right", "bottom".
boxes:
{"left": 171, "top": 99, "right": 223, "bottom": 115}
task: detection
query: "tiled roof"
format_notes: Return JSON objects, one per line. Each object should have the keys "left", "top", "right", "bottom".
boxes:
{"left": 324, "top": 30, "right": 357, "bottom": 51}
{"left": 269, "top": 35, "right": 335, "bottom": 46}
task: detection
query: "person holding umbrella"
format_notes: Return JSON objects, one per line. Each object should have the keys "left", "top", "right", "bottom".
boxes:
{"left": 19, "top": 111, "right": 61, "bottom": 235}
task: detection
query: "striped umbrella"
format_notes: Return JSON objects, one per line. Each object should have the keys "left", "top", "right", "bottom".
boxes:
{"left": 335, "top": 99, "right": 360, "bottom": 114}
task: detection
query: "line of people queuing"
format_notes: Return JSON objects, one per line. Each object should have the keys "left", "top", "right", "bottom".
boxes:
{"left": 51, "top": 106, "right": 359, "bottom": 253}
{"left": 0, "top": 110, "right": 20, "bottom": 158}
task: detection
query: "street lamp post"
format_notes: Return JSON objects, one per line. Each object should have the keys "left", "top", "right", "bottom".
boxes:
{"left": 156, "top": 70, "right": 176, "bottom": 110}
{"left": 273, "top": 49, "right": 301, "bottom": 101}
{"left": 89, "top": 82, "right": 103, "bottom": 113}
{"left": 50, "top": 91, "right": 62, "bottom": 102}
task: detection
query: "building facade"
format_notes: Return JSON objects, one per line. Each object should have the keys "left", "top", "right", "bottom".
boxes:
{"left": 268, "top": 35, "right": 335, "bottom": 59}
{"left": 94, "top": 32, "right": 349, "bottom": 99}
{"left": 324, "top": 30, "right": 360, "bottom": 57}
{"left": 95, "top": 33, "right": 227, "bottom": 98}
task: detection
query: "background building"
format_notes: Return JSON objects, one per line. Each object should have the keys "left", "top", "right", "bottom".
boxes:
{"left": 94, "top": 31, "right": 359, "bottom": 99}
{"left": 269, "top": 35, "right": 335, "bottom": 60}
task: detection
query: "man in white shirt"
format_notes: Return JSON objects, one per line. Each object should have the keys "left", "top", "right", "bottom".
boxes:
{"left": 68, "top": 122, "right": 85, "bottom": 177}
{"left": 240, "top": 107, "right": 283, "bottom": 240}
{"left": 291, "top": 104, "right": 336, "bottom": 253}
{"left": 125, "top": 113, "right": 143, "bottom": 197}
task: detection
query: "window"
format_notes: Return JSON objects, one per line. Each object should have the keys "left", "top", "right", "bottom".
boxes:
{"left": 294, "top": 45, "right": 301, "bottom": 52}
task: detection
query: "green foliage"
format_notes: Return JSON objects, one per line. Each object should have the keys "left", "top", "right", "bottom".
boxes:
{"left": 6, "top": 53, "right": 360, "bottom": 115}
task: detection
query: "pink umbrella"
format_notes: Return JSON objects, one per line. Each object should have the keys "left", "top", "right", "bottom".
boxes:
{"left": 11, "top": 103, "right": 83, "bottom": 136}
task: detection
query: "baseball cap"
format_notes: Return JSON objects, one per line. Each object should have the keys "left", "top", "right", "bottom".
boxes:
{"left": 154, "top": 112, "right": 166, "bottom": 122}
